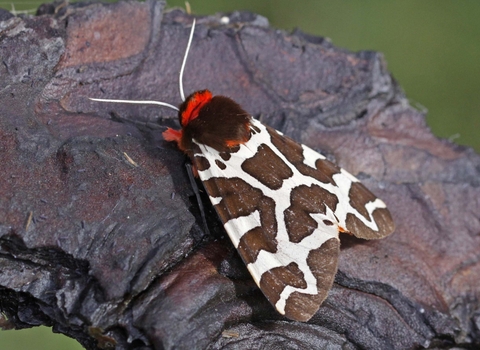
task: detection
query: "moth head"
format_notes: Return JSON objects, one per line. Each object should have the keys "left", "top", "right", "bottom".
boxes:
{"left": 162, "top": 90, "right": 214, "bottom": 152}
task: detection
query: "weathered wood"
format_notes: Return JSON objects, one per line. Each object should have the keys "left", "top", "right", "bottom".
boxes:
{"left": 0, "top": 1, "right": 479, "bottom": 349}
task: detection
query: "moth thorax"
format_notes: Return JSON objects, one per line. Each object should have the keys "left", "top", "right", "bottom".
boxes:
{"left": 181, "top": 93, "right": 252, "bottom": 153}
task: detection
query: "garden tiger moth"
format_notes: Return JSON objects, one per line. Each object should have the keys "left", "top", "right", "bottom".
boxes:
{"left": 90, "top": 18, "right": 395, "bottom": 322}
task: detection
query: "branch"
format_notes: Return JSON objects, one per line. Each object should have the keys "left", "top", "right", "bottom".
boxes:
{"left": 0, "top": 1, "right": 479, "bottom": 349}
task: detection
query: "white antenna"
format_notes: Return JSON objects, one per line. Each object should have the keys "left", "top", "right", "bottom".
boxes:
{"left": 88, "top": 98, "right": 179, "bottom": 111}
{"left": 88, "top": 19, "right": 197, "bottom": 110}
{"left": 179, "top": 18, "right": 196, "bottom": 102}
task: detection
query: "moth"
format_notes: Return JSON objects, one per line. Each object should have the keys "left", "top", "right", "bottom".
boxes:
{"left": 90, "top": 19, "right": 395, "bottom": 322}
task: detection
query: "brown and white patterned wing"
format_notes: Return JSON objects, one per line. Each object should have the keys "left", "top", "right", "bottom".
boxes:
{"left": 192, "top": 118, "right": 394, "bottom": 321}
{"left": 265, "top": 123, "right": 395, "bottom": 240}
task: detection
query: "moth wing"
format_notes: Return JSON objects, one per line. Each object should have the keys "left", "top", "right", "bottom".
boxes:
{"left": 191, "top": 118, "right": 394, "bottom": 321}
{"left": 265, "top": 124, "right": 395, "bottom": 240}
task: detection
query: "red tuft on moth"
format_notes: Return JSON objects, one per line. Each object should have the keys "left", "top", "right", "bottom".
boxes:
{"left": 180, "top": 90, "right": 213, "bottom": 127}
{"left": 162, "top": 127, "right": 183, "bottom": 143}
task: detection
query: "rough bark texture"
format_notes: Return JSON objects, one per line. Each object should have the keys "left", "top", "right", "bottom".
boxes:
{"left": 0, "top": 1, "right": 479, "bottom": 349}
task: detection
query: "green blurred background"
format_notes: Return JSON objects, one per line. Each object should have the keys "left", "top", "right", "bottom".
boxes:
{"left": 0, "top": 0, "right": 478, "bottom": 349}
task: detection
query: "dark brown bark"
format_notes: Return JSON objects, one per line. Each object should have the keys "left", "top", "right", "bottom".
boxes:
{"left": 0, "top": 1, "right": 479, "bottom": 349}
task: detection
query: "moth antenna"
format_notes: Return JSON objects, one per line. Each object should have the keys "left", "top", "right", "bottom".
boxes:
{"left": 89, "top": 20, "right": 196, "bottom": 110}
{"left": 179, "top": 18, "right": 196, "bottom": 102}
{"left": 88, "top": 98, "right": 179, "bottom": 112}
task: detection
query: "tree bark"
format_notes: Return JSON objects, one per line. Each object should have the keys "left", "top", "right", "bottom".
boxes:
{"left": 0, "top": 1, "right": 479, "bottom": 349}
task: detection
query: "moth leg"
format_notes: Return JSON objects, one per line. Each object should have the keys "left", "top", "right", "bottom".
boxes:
{"left": 185, "top": 163, "right": 210, "bottom": 236}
